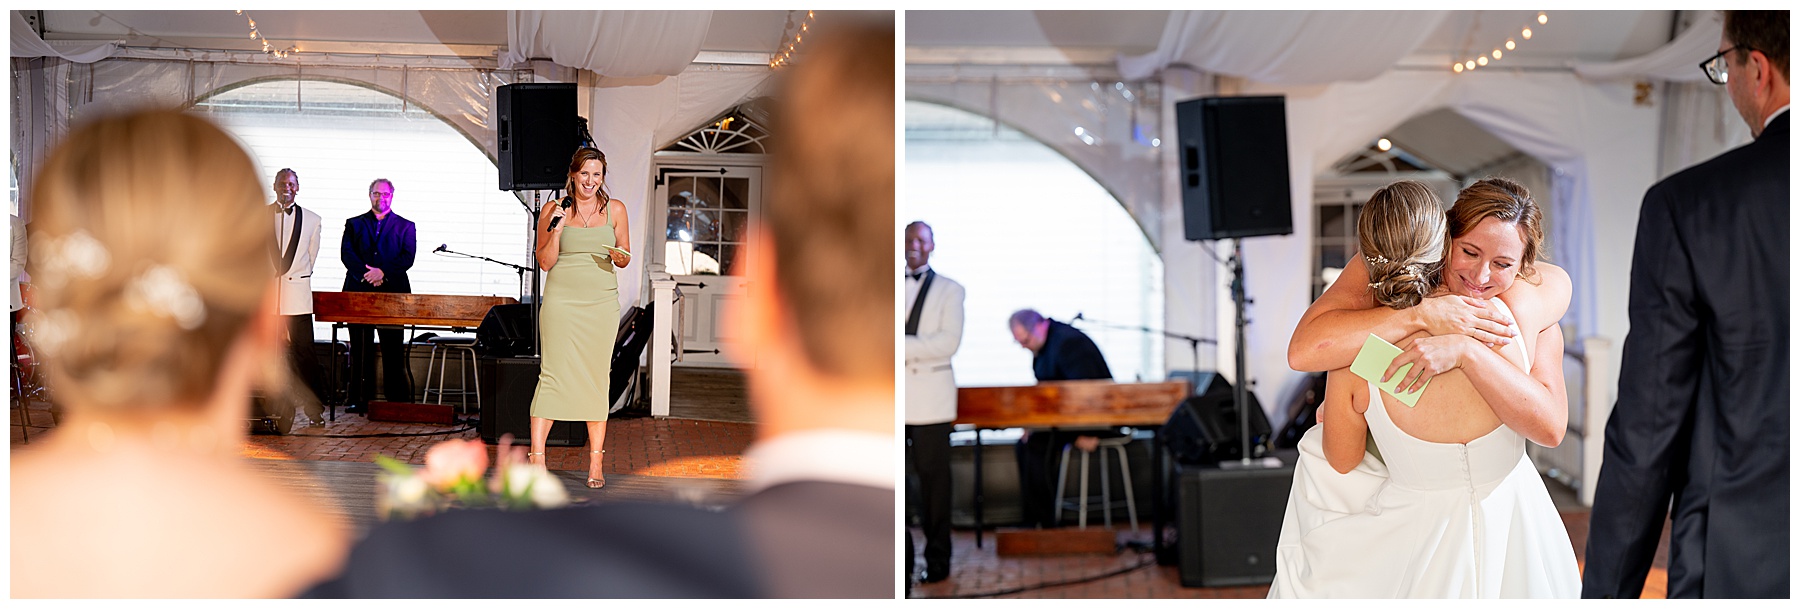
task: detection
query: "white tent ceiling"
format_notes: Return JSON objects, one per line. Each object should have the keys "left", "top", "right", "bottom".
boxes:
{"left": 906, "top": 10, "right": 1678, "bottom": 68}
{"left": 32, "top": 10, "right": 891, "bottom": 57}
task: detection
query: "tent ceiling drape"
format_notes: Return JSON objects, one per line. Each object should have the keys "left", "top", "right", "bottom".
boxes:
{"left": 1118, "top": 11, "right": 1449, "bottom": 84}
{"left": 11, "top": 11, "right": 117, "bottom": 63}
{"left": 501, "top": 10, "right": 713, "bottom": 78}
{"left": 1572, "top": 11, "right": 1720, "bottom": 82}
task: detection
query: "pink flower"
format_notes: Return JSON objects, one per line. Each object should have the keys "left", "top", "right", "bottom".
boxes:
{"left": 421, "top": 438, "right": 489, "bottom": 491}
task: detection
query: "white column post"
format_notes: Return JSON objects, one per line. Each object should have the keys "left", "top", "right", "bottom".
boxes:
{"left": 650, "top": 271, "right": 677, "bottom": 418}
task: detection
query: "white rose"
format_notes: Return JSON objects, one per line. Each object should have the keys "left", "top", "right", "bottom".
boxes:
{"left": 501, "top": 464, "right": 538, "bottom": 499}
{"left": 529, "top": 468, "right": 570, "bottom": 508}
{"left": 380, "top": 474, "right": 433, "bottom": 518}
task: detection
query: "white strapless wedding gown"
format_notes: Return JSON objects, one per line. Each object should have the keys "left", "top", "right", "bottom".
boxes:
{"left": 1268, "top": 302, "right": 1580, "bottom": 598}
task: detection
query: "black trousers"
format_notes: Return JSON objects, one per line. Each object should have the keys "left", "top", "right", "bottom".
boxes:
{"left": 905, "top": 422, "right": 953, "bottom": 577}
{"left": 284, "top": 314, "right": 325, "bottom": 403}
{"left": 348, "top": 324, "right": 410, "bottom": 405}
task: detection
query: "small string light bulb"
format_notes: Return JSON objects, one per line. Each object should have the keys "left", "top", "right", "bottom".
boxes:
{"left": 1377, "top": 138, "right": 1392, "bottom": 151}
{"left": 1538, "top": 12, "right": 1548, "bottom": 25}
{"left": 1493, "top": 49, "right": 1503, "bottom": 60}
{"left": 1477, "top": 56, "right": 1489, "bottom": 66}
{"left": 1506, "top": 39, "right": 1516, "bottom": 50}
{"left": 1465, "top": 60, "right": 1477, "bottom": 70}
{"left": 1453, "top": 62, "right": 1465, "bottom": 73}
{"left": 1523, "top": 27, "right": 1533, "bottom": 40}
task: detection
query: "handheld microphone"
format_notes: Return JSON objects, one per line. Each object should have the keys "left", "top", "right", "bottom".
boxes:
{"left": 434, "top": 244, "right": 447, "bottom": 253}
{"left": 547, "top": 196, "right": 573, "bottom": 231}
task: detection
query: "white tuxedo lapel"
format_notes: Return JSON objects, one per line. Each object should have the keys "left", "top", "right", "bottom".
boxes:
{"left": 276, "top": 207, "right": 323, "bottom": 315}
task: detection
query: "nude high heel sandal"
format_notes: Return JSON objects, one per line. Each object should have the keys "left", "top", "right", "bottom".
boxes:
{"left": 587, "top": 449, "right": 606, "bottom": 489}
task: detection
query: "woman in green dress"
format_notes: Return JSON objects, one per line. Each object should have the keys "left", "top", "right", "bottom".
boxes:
{"left": 529, "top": 147, "right": 631, "bottom": 489}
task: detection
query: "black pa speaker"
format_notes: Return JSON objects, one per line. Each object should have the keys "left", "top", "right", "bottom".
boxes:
{"left": 497, "top": 83, "right": 579, "bottom": 191}
{"left": 1161, "top": 376, "right": 1273, "bottom": 465}
{"left": 476, "top": 303, "right": 536, "bottom": 357}
{"left": 478, "top": 356, "right": 588, "bottom": 447}
{"left": 1175, "top": 458, "right": 1295, "bottom": 587}
{"left": 1176, "top": 96, "right": 1293, "bottom": 241}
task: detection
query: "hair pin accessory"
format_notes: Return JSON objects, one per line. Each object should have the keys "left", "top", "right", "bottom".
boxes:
{"left": 126, "top": 265, "right": 207, "bottom": 330}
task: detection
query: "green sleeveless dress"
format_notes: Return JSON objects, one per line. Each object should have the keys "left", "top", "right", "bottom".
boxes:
{"left": 530, "top": 223, "right": 620, "bottom": 421}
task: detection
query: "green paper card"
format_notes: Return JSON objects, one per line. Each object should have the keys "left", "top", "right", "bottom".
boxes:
{"left": 597, "top": 243, "right": 631, "bottom": 258}
{"left": 1350, "top": 334, "right": 1427, "bottom": 408}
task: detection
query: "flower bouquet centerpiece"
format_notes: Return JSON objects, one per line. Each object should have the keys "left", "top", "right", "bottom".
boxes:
{"left": 375, "top": 434, "right": 569, "bottom": 520}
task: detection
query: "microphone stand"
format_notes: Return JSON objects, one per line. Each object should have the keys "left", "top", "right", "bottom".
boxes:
{"left": 435, "top": 245, "right": 533, "bottom": 350}
{"left": 434, "top": 245, "right": 531, "bottom": 282}
{"left": 1067, "top": 313, "right": 1216, "bottom": 385}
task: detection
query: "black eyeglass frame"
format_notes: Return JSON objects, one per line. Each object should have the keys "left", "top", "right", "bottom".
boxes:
{"left": 1699, "top": 45, "right": 1752, "bottom": 85}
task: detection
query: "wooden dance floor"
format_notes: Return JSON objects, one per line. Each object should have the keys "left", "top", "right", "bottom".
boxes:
{"left": 12, "top": 367, "right": 757, "bottom": 540}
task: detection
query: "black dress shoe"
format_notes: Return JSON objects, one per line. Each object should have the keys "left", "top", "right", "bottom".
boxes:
{"left": 921, "top": 566, "right": 950, "bottom": 584}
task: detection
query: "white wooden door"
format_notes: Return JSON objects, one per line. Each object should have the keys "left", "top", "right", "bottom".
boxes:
{"left": 653, "top": 165, "right": 760, "bottom": 368}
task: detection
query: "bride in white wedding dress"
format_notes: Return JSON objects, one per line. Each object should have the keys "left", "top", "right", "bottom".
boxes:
{"left": 1269, "top": 179, "right": 1580, "bottom": 598}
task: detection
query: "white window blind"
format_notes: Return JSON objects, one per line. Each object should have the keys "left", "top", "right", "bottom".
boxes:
{"left": 906, "top": 102, "right": 1165, "bottom": 387}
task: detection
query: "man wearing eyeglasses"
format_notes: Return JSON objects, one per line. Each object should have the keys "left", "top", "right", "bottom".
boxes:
{"left": 1584, "top": 10, "right": 1788, "bottom": 600}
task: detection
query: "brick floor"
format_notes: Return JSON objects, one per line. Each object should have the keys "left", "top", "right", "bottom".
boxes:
{"left": 12, "top": 402, "right": 754, "bottom": 481}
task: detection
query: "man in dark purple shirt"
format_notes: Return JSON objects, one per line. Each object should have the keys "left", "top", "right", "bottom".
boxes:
{"left": 340, "top": 178, "right": 416, "bottom": 412}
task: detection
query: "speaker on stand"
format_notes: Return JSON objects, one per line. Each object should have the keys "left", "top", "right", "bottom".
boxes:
{"left": 496, "top": 82, "right": 581, "bottom": 369}
{"left": 1174, "top": 94, "right": 1292, "bottom": 470}
{"left": 497, "top": 83, "right": 578, "bottom": 192}
{"left": 1160, "top": 95, "right": 1294, "bottom": 575}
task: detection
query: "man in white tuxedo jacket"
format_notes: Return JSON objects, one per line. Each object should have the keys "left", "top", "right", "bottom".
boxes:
{"left": 271, "top": 168, "right": 326, "bottom": 427}
{"left": 903, "top": 220, "right": 964, "bottom": 586}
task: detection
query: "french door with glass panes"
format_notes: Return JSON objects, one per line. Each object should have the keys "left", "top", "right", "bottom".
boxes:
{"left": 653, "top": 165, "right": 761, "bottom": 368}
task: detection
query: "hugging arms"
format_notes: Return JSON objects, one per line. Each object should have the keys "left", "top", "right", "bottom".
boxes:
{"left": 1290, "top": 254, "right": 1573, "bottom": 448}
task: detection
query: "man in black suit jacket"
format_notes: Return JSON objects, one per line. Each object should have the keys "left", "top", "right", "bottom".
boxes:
{"left": 1008, "top": 308, "right": 1118, "bottom": 529}
{"left": 1583, "top": 10, "right": 1789, "bottom": 599}
{"left": 303, "top": 25, "right": 895, "bottom": 599}
{"left": 340, "top": 178, "right": 417, "bottom": 411}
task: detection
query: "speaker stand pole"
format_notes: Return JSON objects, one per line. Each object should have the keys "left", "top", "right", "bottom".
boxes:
{"left": 1219, "top": 238, "right": 1280, "bottom": 470}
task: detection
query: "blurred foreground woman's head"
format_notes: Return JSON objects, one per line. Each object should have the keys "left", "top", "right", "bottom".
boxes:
{"left": 28, "top": 108, "right": 276, "bottom": 413}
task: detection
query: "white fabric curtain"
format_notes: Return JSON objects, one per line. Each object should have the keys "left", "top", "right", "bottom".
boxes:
{"left": 10, "top": 10, "right": 117, "bottom": 64}
{"left": 502, "top": 10, "right": 711, "bottom": 78}
{"left": 1118, "top": 11, "right": 1448, "bottom": 84}
{"left": 1571, "top": 11, "right": 1720, "bottom": 83}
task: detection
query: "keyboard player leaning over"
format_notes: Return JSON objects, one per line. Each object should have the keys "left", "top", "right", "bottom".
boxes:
{"left": 1007, "top": 308, "right": 1120, "bottom": 529}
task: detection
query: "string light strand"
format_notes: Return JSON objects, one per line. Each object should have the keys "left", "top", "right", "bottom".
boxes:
{"left": 1452, "top": 11, "right": 1545, "bottom": 74}
{"left": 237, "top": 10, "right": 298, "bottom": 59}
{"left": 768, "top": 10, "right": 814, "bottom": 69}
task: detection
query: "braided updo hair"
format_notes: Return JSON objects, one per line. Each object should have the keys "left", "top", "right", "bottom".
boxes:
{"left": 1358, "top": 180, "right": 1447, "bottom": 309}
{"left": 26, "top": 109, "right": 276, "bottom": 413}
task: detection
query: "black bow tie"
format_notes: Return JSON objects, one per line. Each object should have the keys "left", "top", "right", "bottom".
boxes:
{"left": 908, "top": 271, "right": 925, "bottom": 281}
{"left": 274, "top": 204, "right": 295, "bottom": 215}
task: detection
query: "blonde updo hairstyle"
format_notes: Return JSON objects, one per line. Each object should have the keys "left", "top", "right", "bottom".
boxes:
{"left": 1447, "top": 177, "right": 1546, "bottom": 284}
{"left": 27, "top": 109, "right": 277, "bottom": 413}
{"left": 1358, "top": 180, "right": 1447, "bottom": 309}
